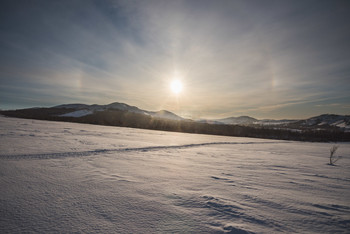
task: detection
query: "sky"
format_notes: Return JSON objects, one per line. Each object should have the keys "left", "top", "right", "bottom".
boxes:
{"left": 1, "top": 0, "right": 350, "bottom": 119}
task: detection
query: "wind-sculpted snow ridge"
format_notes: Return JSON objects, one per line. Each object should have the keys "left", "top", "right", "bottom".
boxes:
{"left": 171, "top": 194, "right": 290, "bottom": 233}
{"left": 0, "top": 141, "right": 284, "bottom": 160}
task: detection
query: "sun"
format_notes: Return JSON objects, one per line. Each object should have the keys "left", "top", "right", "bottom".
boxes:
{"left": 170, "top": 79, "right": 183, "bottom": 94}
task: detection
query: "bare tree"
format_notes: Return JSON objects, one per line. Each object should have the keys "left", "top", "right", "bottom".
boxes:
{"left": 329, "top": 145, "right": 341, "bottom": 165}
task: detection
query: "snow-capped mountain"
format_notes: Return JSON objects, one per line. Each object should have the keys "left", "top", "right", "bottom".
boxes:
{"left": 1, "top": 104, "right": 349, "bottom": 141}
{"left": 55, "top": 102, "right": 145, "bottom": 113}
{"left": 209, "top": 114, "right": 349, "bottom": 131}
{"left": 55, "top": 103, "right": 91, "bottom": 110}
{"left": 212, "top": 116, "right": 297, "bottom": 126}
{"left": 105, "top": 102, "right": 146, "bottom": 114}
{"left": 258, "top": 119, "right": 297, "bottom": 125}
{"left": 149, "top": 110, "right": 184, "bottom": 121}
{"left": 55, "top": 102, "right": 184, "bottom": 121}
{"left": 55, "top": 102, "right": 349, "bottom": 130}
{"left": 215, "top": 116, "right": 257, "bottom": 125}
{"left": 3, "top": 102, "right": 349, "bottom": 133}
{"left": 60, "top": 109, "right": 94, "bottom": 118}
{"left": 296, "top": 114, "right": 350, "bottom": 130}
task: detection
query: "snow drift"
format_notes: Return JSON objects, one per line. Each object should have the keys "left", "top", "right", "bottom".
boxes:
{"left": 1, "top": 116, "right": 349, "bottom": 233}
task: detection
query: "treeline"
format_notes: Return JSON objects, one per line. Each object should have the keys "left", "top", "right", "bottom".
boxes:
{"left": 1, "top": 108, "right": 349, "bottom": 142}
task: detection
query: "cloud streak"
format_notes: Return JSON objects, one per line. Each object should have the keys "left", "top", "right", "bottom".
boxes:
{"left": 1, "top": 0, "right": 349, "bottom": 118}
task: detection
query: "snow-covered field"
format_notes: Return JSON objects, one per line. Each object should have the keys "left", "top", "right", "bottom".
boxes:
{"left": 1, "top": 116, "right": 350, "bottom": 233}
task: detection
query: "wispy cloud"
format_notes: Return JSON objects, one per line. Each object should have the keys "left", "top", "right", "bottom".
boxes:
{"left": 1, "top": 0, "right": 349, "bottom": 118}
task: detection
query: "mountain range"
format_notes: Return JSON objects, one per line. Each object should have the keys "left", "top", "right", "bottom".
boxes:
{"left": 2, "top": 101, "right": 349, "bottom": 141}
{"left": 214, "top": 115, "right": 350, "bottom": 131}
{"left": 55, "top": 102, "right": 184, "bottom": 121}
{"left": 53, "top": 102, "right": 350, "bottom": 132}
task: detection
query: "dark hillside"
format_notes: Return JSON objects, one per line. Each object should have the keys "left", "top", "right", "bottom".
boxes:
{"left": 1, "top": 109, "right": 349, "bottom": 142}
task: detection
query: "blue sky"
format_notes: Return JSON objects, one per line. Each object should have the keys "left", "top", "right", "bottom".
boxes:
{"left": 1, "top": 0, "right": 349, "bottom": 119}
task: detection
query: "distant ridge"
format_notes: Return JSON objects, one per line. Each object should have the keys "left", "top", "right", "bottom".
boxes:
{"left": 296, "top": 114, "right": 350, "bottom": 130}
{"left": 55, "top": 102, "right": 184, "bottom": 121}
{"left": 4, "top": 101, "right": 350, "bottom": 131}
{"left": 149, "top": 110, "right": 184, "bottom": 121}
{"left": 215, "top": 116, "right": 257, "bottom": 125}
{"left": 1, "top": 102, "right": 349, "bottom": 141}
{"left": 55, "top": 103, "right": 90, "bottom": 109}
{"left": 212, "top": 114, "right": 349, "bottom": 131}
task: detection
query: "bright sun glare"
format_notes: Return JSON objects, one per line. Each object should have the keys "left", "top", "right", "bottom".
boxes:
{"left": 170, "top": 80, "right": 183, "bottom": 94}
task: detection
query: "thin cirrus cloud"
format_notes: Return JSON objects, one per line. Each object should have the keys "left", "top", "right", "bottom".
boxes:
{"left": 0, "top": 0, "right": 349, "bottom": 119}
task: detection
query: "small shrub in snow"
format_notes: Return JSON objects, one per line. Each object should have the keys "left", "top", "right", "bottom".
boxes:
{"left": 329, "top": 145, "right": 341, "bottom": 165}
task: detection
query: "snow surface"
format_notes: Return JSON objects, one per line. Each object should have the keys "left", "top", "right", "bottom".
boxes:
{"left": 151, "top": 110, "right": 184, "bottom": 121}
{"left": 1, "top": 116, "right": 350, "bottom": 233}
{"left": 59, "top": 109, "right": 93, "bottom": 117}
